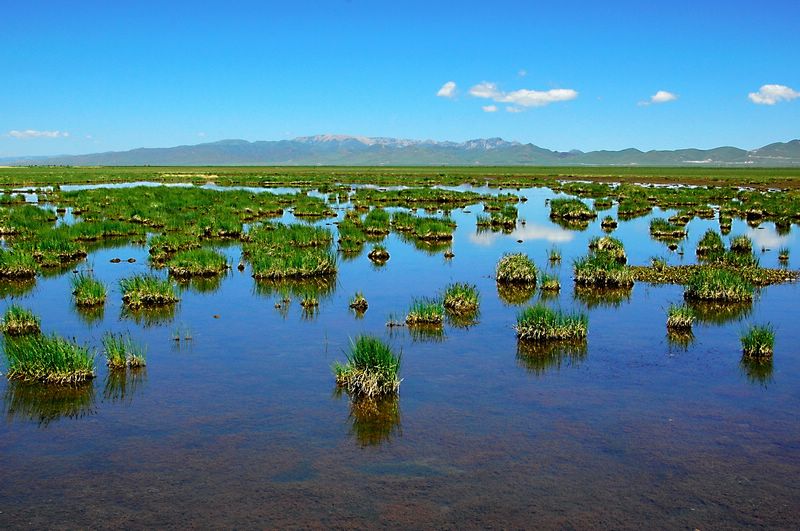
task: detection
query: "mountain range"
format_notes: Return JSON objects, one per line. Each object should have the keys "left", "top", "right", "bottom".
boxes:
{"left": 4, "top": 135, "right": 800, "bottom": 167}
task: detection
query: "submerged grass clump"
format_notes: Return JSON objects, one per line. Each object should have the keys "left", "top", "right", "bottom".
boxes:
{"left": 71, "top": 273, "right": 107, "bottom": 306}
{"left": 442, "top": 283, "right": 479, "bottom": 314}
{"left": 102, "top": 332, "right": 147, "bottom": 369}
{"left": 120, "top": 274, "right": 179, "bottom": 308}
{"left": 1, "top": 305, "right": 41, "bottom": 336}
{"left": 741, "top": 324, "right": 775, "bottom": 360}
{"left": 405, "top": 297, "right": 444, "bottom": 326}
{"left": 684, "top": 268, "right": 754, "bottom": 302}
{"left": 515, "top": 304, "right": 588, "bottom": 342}
{"left": 168, "top": 248, "right": 228, "bottom": 277}
{"left": 666, "top": 304, "right": 695, "bottom": 330}
{"left": 496, "top": 253, "right": 538, "bottom": 284}
{"left": 2, "top": 333, "right": 95, "bottom": 384}
{"left": 334, "top": 335, "right": 401, "bottom": 398}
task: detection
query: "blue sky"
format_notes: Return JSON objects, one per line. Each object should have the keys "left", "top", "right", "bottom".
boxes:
{"left": 1, "top": 0, "right": 798, "bottom": 157}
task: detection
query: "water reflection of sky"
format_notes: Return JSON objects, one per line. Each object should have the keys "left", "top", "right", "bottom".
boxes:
{"left": 469, "top": 223, "right": 574, "bottom": 246}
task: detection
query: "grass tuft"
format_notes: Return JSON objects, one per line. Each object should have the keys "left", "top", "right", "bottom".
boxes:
{"left": 120, "top": 274, "right": 179, "bottom": 308}
{"left": 496, "top": 253, "right": 538, "bottom": 284}
{"left": 442, "top": 283, "right": 479, "bottom": 314}
{"left": 515, "top": 304, "right": 588, "bottom": 342}
{"left": 741, "top": 324, "right": 775, "bottom": 360}
{"left": 349, "top": 291, "right": 368, "bottom": 312}
{"left": 405, "top": 297, "right": 444, "bottom": 326}
{"left": 3, "top": 333, "right": 95, "bottom": 384}
{"left": 168, "top": 248, "right": 228, "bottom": 277}
{"left": 684, "top": 268, "right": 753, "bottom": 302}
{"left": 334, "top": 335, "right": 401, "bottom": 398}
{"left": 71, "top": 273, "right": 107, "bottom": 306}
{"left": 102, "top": 332, "right": 147, "bottom": 369}
{"left": 666, "top": 304, "right": 695, "bottom": 330}
{"left": 1, "top": 305, "right": 41, "bottom": 336}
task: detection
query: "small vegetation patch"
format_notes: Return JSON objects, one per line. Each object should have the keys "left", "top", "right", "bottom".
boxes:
{"left": 363, "top": 208, "right": 391, "bottom": 235}
{"left": 442, "top": 283, "right": 479, "bottom": 314}
{"left": 349, "top": 292, "right": 368, "bottom": 312}
{"left": 334, "top": 335, "right": 401, "bottom": 398}
{"left": 168, "top": 248, "right": 228, "bottom": 277}
{"left": 729, "top": 235, "right": 753, "bottom": 254}
{"left": 2, "top": 333, "right": 95, "bottom": 385}
{"left": 476, "top": 204, "right": 517, "bottom": 230}
{"left": 496, "top": 253, "right": 538, "bottom": 284}
{"left": 650, "top": 218, "right": 686, "bottom": 240}
{"left": 1, "top": 305, "right": 41, "bottom": 336}
{"left": 120, "top": 274, "right": 180, "bottom": 308}
{"left": 741, "top": 324, "right": 775, "bottom": 360}
{"left": 515, "top": 304, "right": 588, "bottom": 342}
{"left": 573, "top": 252, "right": 634, "bottom": 288}
{"left": 549, "top": 198, "right": 596, "bottom": 220}
{"left": 588, "top": 236, "right": 627, "bottom": 264}
{"left": 684, "top": 268, "right": 754, "bottom": 302}
{"left": 405, "top": 297, "right": 444, "bottom": 326}
{"left": 368, "top": 244, "right": 390, "bottom": 263}
{"left": 71, "top": 273, "right": 107, "bottom": 306}
{"left": 249, "top": 247, "right": 337, "bottom": 279}
{"left": 0, "top": 248, "right": 38, "bottom": 279}
{"left": 103, "top": 332, "right": 147, "bottom": 369}
{"left": 696, "top": 229, "right": 725, "bottom": 257}
{"left": 666, "top": 304, "right": 695, "bottom": 330}
{"left": 539, "top": 272, "right": 561, "bottom": 291}
{"left": 601, "top": 216, "right": 617, "bottom": 230}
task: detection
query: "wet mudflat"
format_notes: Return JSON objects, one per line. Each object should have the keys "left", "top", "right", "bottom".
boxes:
{"left": 1, "top": 184, "right": 799, "bottom": 528}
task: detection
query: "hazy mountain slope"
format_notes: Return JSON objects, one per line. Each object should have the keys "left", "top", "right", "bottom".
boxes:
{"left": 4, "top": 136, "right": 800, "bottom": 166}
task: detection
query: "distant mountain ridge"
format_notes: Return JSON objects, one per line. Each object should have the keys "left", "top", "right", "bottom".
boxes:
{"left": 4, "top": 136, "right": 800, "bottom": 167}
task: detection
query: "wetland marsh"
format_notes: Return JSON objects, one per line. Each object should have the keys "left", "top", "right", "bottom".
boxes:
{"left": 1, "top": 169, "right": 799, "bottom": 528}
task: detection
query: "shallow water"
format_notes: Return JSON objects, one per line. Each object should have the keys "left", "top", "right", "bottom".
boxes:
{"left": 1, "top": 186, "right": 799, "bottom": 528}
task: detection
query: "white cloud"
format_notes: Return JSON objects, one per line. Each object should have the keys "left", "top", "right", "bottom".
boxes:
{"left": 482, "top": 105, "right": 498, "bottom": 113}
{"left": 469, "top": 82, "right": 577, "bottom": 109}
{"left": 468, "top": 81, "right": 501, "bottom": 99}
{"left": 7, "top": 129, "right": 69, "bottom": 139}
{"left": 436, "top": 81, "right": 457, "bottom": 98}
{"left": 748, "top": 84, "right": 800, "bottom": 105}
{"left": 651, "top": 90, "right": 678, "bottom": 103}
{"left": 639, "top": 90, "right": 678, "bottom": 106}
{"left": 506, "top": 106, "right": 523, "bottom": 113}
